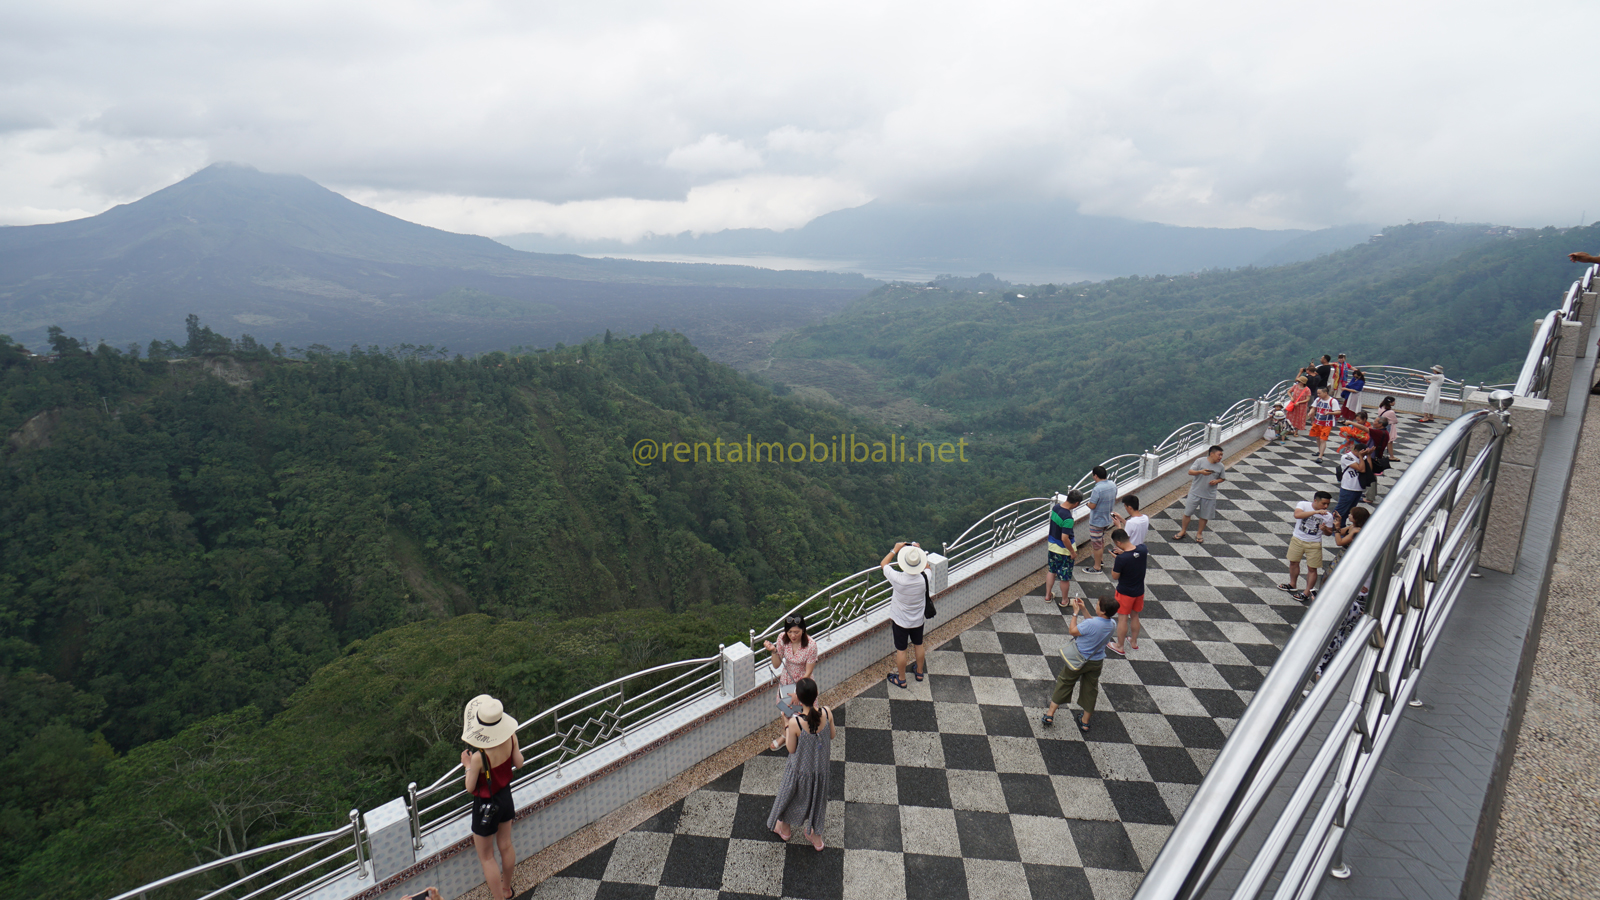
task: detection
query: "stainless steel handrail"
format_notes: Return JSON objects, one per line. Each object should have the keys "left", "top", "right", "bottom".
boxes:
{"left": 106, "top": 812, "right": 364, "bottom": 900}
{"left": 1133, "top": 405, "right": 1511, "bottom": 900}
{"left": 1513, "top": 312, "right": 1561, "bottom": 397}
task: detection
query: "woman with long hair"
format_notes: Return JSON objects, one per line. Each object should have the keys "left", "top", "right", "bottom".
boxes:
{"left": 762, "top": 615, "right": 817, "bottom": 751}
{"left": 766, "top": 677, "right": 834, "bottom": 851}
{"left": 1284, "top": 376, "right": 1311, "bottom": 434}
{"left": 461, "top": 695, "right": 525, "bottom": 900}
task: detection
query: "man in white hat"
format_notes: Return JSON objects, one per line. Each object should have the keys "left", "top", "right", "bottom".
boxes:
{"left": 881, "top": 541, "right": 930, "bottom": 688}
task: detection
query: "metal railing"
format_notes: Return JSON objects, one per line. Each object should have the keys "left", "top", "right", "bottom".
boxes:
{"left": 1513, "top": 312, "right": 1562, "bottom": 398}
{"left": 1134, "top": 403, "right": 1511, "bottom": 900}
{"left": 1512, "top": 266, "right": 1596, "bottom": 399}
{"left": 941, "top": 496, "right": 1054, "bottom": 573}
{"left": 406, "top": 651, "right": 724, "bottom": 848}
{"left": 750, "top": 565, "right": 897, "bottom": 651}
{"left": 1358, "top": 364, "right": 1484, "bottom": 402}
{"left": 107, "top": 811, "right": 366, "bottom": 900}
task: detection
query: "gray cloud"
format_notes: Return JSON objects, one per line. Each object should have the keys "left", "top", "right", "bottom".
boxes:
{"left": 0, "top": 0, "right": 1594, "bottom": 237}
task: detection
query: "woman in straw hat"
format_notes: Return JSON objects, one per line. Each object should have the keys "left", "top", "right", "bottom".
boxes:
{"left": 462, "top": 695, "right": 524, "bottom": 899}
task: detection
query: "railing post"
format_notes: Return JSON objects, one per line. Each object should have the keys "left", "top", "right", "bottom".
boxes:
{"left": 349, "top": 809, "right": 367, "bottom": 879}
{"left": 406, "top": 782, "right": 422, "bottom": 851}
{"left": 1204, "top": 421, "right": 1223, "bottom": 445}
{"left": 1549, "top": 317, "right": 1582, "bottom": 416}
{"left": 1462, "top": 390, "right": 1532, "bottom": 573}
{"left": 1579, "top": 288, "right": 1598, "bottom": 356}
{"left": 1253, "top": 398, "right": 1271, "bottom": 420}
{"left": 721, "top": 642, "right": 755, "bottom": 696}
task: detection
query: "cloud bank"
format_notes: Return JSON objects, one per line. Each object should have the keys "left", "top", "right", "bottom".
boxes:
{"left": 1, "top": 0, "right": 1593, "bottom": 239}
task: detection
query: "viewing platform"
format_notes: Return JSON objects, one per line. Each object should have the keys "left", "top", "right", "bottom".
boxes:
{"left": 514, "top": 424, "right": 1446, "bottom": 900}
{"left": 118, "top": 268, "right": 1600, "bottom": 900}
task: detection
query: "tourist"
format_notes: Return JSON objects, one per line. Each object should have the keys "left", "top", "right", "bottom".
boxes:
{"left": 1374, "top": 396, "right": 1400, "bottom": 460}
{"left": 1313, "top": 355, "right": 1334, "bottom": 396}
{"left": 1337, "top": 411, "right": 1370, "bottom": 453}
{"left": 1342, "top": 368, "right": 1367, "bottom": 418}
{"left": 762, "top": 615, "right": 817, "bottom": 751}
{"left": 1285, "top": 376, "right": 1311, "bottom": 435}
{"left": 1316, "top": 507, "right": 1373, "bottom": 678}
{"left": 1335, "top": 446, "right": 1369, "bottom": 527}
{"left": 1112, "top": 494, "right": 1149, "bottom": 546}
{"left": 1419, "top": 365, "right": 1445, "bottom": 423}
{"left": 881, "top": 542, "right": 930, "bottom": 688}
{"left": 1040, "top": 594, "right": 1118, "bottom": 733}
{"left": 462, "top": 695, "right": 524, "bottom": 900}
{"left": 1045, "top": 491, "right": 1082, "bottom": 609}
{"left": 1105, "top": 528, "right": 1148, "bottom": 656}
{"left": 1334, "top": 353, "right": 1351, "bottom": 400}
{"left": 1283, "top": 491, "right": 1336, "bottom": 602}
{"left": 1082, "top": 466, "right": 1117, "bottom": 575}
{"left": 1308, "top": 387, "right": 1339, "bottom": 462}
{"left": 766, "top": 677, "right": 833, "bottom": 851}
{"left": 1173, "top": 444, "right": 1226, "bottom": 544}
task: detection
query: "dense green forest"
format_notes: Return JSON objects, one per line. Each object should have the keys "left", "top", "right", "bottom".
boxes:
{"left": 0, "top": 326, "right": 1016, "bottom": 898}
{"left": 766, "top": 222, "right": 1594, "bottom": 485}
{"left": 1, "top": 219, "right": 1587, "bottom": 898}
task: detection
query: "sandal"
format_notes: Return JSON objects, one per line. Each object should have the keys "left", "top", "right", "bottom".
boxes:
{"left": 1278, "top": 583, "right": 1296, "bottom": 592}
{"left": 1107, "top": 641, "right": 1126, "bottom": 656}
{"left": 887, "top": 672, "right": 908, "bottom": 689}
{"left": 770, "top": 738, "right": 783, "bottom": 752}
{"left": 1072, "top": 710, "right": 1091, "bottom": 733}
{"left": 773, "top": 823, "right": 791, "bottom": 841}
{"left": 911, "top": 661, "right": 924, "bottom": 682}
{"left": 1041, "top": 713, "right": 1054, "bottom": 727}
{"left": 1171, "top": 533, "right": 1188, "bottom": 542}
{"left": 808, "top": 830, "right": 825, "bottom": 852}
{"left": 1194, "top": 535, "right": 1205, "bottom": 544}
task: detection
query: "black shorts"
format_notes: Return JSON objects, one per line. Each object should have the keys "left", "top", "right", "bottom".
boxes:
{"left": 471, "top": 786, "right": 514, "bottom": 836}
{"left": 891, "top": 621, "right": 924, "bottom": 651}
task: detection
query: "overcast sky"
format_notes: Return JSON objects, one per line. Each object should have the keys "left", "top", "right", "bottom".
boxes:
{"left": 1, "top": 0, "right": 1592, "bottom": 241}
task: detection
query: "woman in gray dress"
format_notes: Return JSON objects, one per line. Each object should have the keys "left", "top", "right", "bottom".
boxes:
{"left": 766, "top": 676, "right": 833, "bottom": 851}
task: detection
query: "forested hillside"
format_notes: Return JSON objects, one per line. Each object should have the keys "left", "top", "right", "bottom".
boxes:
{"left": 0, "top": 327, "right": 1012, "bottom": 897}
{"left": 767, "top": 222, "right": 1594, "bottom": 486}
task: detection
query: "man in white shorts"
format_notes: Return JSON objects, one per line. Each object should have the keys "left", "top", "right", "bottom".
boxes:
{"left": 1284, "top": 491, "right": 1336, "bottom": 602}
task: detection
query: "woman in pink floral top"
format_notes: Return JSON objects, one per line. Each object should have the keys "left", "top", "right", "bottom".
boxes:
{"left": 763, "top": 615, "right": 817, "bottom": 750}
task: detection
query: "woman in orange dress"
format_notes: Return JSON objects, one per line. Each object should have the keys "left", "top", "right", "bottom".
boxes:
{"left": 1284, "top": 376, "right": 1311, "bottom": 434}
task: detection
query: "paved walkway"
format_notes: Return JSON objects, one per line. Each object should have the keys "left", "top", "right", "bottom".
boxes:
{"left": 1483, "top": 391, "right": 1600, "bottom": 899}
{"left": 522, "top": 422, "right": 1444, "bottom": 900}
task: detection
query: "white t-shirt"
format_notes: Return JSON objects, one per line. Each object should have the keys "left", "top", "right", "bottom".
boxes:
{"left": 882, "top": 564, "right": 927, "bottom": 629}
{"left": 1122, "top": 513, "right": 1150, "bottom": 546}
{"left": 1339, "top": 451, "right": 1363, "bottom": 491}
{"left": 1292, "top": 501, "right": 1334, "bottom": 541}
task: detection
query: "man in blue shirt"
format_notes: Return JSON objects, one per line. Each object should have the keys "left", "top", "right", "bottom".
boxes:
{"left": 1041, "top": 594, "right": 1118, "bottom": 733}
{"left": 1082, "top": 466, "right": 1117, "bottom": 574}
{"left": 1106, "top": 528, "right": 1148, "bottom": 656}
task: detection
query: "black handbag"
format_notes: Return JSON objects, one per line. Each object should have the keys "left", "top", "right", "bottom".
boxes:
{"left": 921, "top": 572, "right": 937, "bottom": 619}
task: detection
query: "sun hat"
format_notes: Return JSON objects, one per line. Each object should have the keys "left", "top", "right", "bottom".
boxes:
{"left": 462, "top": 695, "right": 518, "bottom": 748}
{"left": 1431, "top": 364, "right": 1443, "bottom": 373}
{"left": 896, "top": 544, "right": 929, "bottom": 575}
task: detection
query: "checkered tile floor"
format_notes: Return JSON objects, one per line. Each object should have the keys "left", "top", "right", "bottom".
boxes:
{"left": 524, "top": 422, "right": 1446, "bottom": 900}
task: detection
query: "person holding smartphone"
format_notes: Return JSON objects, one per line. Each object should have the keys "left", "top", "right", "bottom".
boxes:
{"left": 763, "top": 615, "right": 817, "bottom": 751}
{"left": 461, "top": 695, "right": 524, "bottom": 900}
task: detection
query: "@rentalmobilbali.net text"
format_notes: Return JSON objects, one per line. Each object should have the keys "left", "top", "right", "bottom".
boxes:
{"left": 631, "top": 434, "right": 970, "bottom": 467}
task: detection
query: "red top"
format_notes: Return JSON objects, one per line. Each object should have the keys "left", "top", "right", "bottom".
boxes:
{"left": 472, "top": 753, "right": 515, "bottom": 798}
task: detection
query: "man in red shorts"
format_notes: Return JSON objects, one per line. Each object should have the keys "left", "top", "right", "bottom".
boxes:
{"left": 1106, "top": 528, "right": 1147, "bottom": 655}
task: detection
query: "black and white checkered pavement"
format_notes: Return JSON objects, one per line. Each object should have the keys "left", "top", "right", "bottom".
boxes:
{"left": 525, "top": 422, "right": 1446, "bottom": 900}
